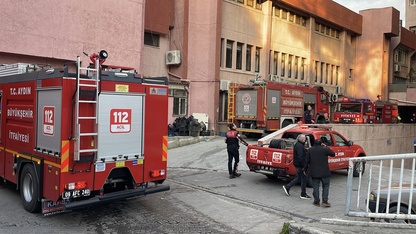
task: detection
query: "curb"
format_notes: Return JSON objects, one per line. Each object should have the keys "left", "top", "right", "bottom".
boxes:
{"left": 168, "top": 136, "right": 219, "bottom": 149}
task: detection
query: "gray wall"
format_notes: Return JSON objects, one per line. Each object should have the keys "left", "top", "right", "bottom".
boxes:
{"left": 327, "top": 124, "right": 416, "bottom": 156}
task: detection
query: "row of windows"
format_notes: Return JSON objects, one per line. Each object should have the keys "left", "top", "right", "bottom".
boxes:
{"left": 394, "top": 49, "right": 408, "bottom": 64}
{"left": 229, "top": 0, "right": 263, "bottom": 10}
{"left": 315, "top": 22, "right": 340, "bottom": 39}
{"left": 271, "top": 52, "right": 306, "bottom": 80}
{"left": 222, "top": 39, "right": 261, "bottom": 72}
{"left": 314, "top": 61, "right": 340, "bottom": 85}
{"left": 273, "top": 7, "right": 307, "bottom": 27}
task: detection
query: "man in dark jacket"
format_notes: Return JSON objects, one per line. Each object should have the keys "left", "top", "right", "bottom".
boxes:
{"left": 282, "top": 134, "right": 311, "bottom": 199}
{"left": 304, "top": 105, "right": 314, "bottom": 124}
{"left": 225, "top": 123, "right": 248, "bottom": 179}
{"left": 304, "top": 138, "right": 335, "bottom": 207}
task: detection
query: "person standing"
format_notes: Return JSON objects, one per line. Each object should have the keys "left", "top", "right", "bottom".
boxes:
{"left": 304, "top": 105, "right": 315, "bottom": 124}
{"left": 282, "top": 134, "right": 311, "bottom": 199}
{"left": 225, "top": 123, "right": 248, "bottom": 179}
{"left": 304, "top": 138, "right": 335, "bottom": 207}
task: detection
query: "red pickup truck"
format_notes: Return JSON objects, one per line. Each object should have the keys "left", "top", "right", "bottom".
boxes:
{"left": 246, "top": 125, "right": 367, "bottom": 179}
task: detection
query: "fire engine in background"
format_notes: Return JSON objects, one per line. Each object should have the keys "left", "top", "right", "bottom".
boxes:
{"left": 333, "top": 97, "right": 398, "bottom": 124}
{"left": 0, "top": 51, "right": 170, "bottom": 214}
{"left": 228, "top": 80, "right": 330, "bottom": 137}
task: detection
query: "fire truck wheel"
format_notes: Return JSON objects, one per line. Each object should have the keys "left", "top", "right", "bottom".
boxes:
{"left": 281, "top": 120, "right": 292, "bottom": 128}
{"left": 352, "top": 161, "right": 365, "bottom": 177}
{"left": 20, "top": 164, "right": 41, "bottom": 213}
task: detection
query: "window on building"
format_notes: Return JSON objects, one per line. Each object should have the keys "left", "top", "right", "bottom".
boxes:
{"left": 255, "top": 47, "right": 261, "bottom": 72}
{"left": 301, "top": 17, "right": 306, "bottom": 27}
{"left": 247, "top": 0, "right": 254, "bottom": 7}
{"left": 315, "top": 22, "right": 319, "bottom": 32}
{"left": 274, "top": 7, "right": 280, "bottom": 17}
{"left": 336, "top": 66, "right": 339, "bottom": 85}
{"left": 301, "top": 58, "right": 305, "bottom": 80}
{"left": 320, "top": 25, "right": 325, "bottom": 33}
{"left": 144, "top": 32, "right": 160, "bottom": 47}
{"left": 411, "top": 0, "right": 416, "bottom": 6}
{"left": 282, "top": 9, "right": 287, "bottom": 19}
{"left": 410, "top": 26, "right": 416, "bottom": 33}
{"left": 226, "top": 40, "right": 234, "bottom": 68}
{"left": 349, "top": 68, "right": 353, "bottom": 79}
{"left": 314, "top": 61, "right": 318, "bottom": 82}
{"left": 394, "top": 49, "right": 407, "bottom": 64}
{"left": 326, "top": 27, "right": 330, "bottom": 35}
{"left": 295, "top": 15, "right": 300, "bottom": 24}
{"left": 173, "top": 89, "right": 188, "bottom": 116}
{"left": 394, "top": 76, "right": 407, "bottom": 83}
{"left": 294, "top": 57, "right": 299, "bottom": 79}
{"left": 320, "top": 62, "right": 324, "bottom": 83}
{"left": 255, "top": 0, "right": 262, "bottom": 9}
{"left": 237, "top": 0, "right": 244, "bottom": 3}
{"left": 289, "top": 12, "right": 294, "bottom": 22}
{"left": 325, "top": 64, "right": 329, "bottom": 84}
{"left": 273, "top": 51, "right": 278, "bottom": 75}
{"left": 236, "top": 42, "right": 243, "bottom": 70}
{"left": 331, "top": 65, "right": 334, "bottom": 85}
{"left": 288, "top": 55, "right": 293, "bottom": 78}
{"left": 220, "top": 38, "right": 224, "bottom": 67}
{"left": 335, "top": 30, "right": 339, "bottom": 39}
{"left": 246, "top": 45, "right": 252, "bottom": 71}
{"left": 218, "top": 91, "right": 228, "bottom": 122}
{"left": 281, "top": 53, "right": 286, "bottom": 77}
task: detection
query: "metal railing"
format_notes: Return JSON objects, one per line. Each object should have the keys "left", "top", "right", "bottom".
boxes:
{"left": 345, "top": 153, "right": 416, "bottom": 223}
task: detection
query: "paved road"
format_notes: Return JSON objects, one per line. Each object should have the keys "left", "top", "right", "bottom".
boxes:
{"left": 1, "top": 136, "right": 415, "bottom": 233}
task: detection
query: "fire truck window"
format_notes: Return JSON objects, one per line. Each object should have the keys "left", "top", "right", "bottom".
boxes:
{"left": 319, "top": 134, "right": 333, "bottom": 146}
{"left": 305, "top": 134, "right": 314, "bottom": 148}
{"left": 282, "top": 132, "right": 299, "bottom": 140}
{"left": 338, "top": 103, "right": 361, "bottom": 112}
{"left": 333, "top": 133, "right": 346, "bottom": 146}
{"left": 321, "top": 93, "right": 327, "bottom": 105}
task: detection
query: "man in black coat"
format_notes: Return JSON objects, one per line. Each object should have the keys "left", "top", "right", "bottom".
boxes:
{"left": 282, "top": 134, "right": 311, "bottom": 199}
{"left": 304, "top": 138, "right": 335, "bottom": 207}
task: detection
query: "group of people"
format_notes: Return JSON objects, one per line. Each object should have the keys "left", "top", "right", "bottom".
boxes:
{"left": 225, "top": 104, "right": 336, "bottom": 207}
{"left": 282, "top": 135, "right": 335, "bottom": 207}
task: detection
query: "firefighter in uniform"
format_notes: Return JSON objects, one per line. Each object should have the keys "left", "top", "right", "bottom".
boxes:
{"left": 225, "top": 123, "right": 248, "bottom": 179}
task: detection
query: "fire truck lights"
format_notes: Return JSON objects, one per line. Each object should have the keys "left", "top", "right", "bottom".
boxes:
{"left": 150, "top": 169, "right": 166, "bottom": 178}
{"left": 65, "top": 181, "right": 87, "bottom": 190}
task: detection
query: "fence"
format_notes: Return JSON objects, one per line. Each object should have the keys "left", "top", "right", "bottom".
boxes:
{"left": 345, "top": 153, "right": 416, "bottom": 224}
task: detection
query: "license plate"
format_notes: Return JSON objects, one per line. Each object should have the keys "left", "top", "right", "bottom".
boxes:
{"left": 62, "top": 188, "right": 91, "bottom": 199}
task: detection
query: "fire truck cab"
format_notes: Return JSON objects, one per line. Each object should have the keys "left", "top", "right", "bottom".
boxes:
{"left": 228, "top": 81, "right": 329, "bottom": 137}
{"left": 334, "top": 97, "right": 397, "bottom": 124}
{"left": 0, "top": 54, "right": 170, "bottom": 214}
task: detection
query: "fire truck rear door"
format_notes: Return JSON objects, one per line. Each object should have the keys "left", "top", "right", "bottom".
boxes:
{"left": 97, "top": 93, "right": 144, "bottom": 162}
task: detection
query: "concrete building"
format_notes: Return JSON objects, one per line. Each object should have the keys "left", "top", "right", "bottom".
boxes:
{"left": 1, "top": 0, "right": 415, "bottom": 134}
{"left": 406, "top": 0, "right": 416, "bottom": 33}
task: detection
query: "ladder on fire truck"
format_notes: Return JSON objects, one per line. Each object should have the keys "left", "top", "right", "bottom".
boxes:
{"left": 227, "top": 83, "right": 236, "bottom": 123}
{"left": 74, "top": 56, "right": 99, "bottom": 161}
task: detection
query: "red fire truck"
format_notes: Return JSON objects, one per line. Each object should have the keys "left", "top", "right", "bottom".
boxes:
{"left": 0, "top": 52, "right": 170, "bottom": 214}
{"left": 333, "top": 97, "right": 397, "bottom": 124}
{"left": 228, "top": 81, "right": 330, "bottom": 137}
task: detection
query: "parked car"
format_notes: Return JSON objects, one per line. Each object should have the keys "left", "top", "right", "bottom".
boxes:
{"left": 246, "top": 125, "right": 367, "bottom": 180}
{"left": 368, "top": 185, "right": 416, "bottom": 224}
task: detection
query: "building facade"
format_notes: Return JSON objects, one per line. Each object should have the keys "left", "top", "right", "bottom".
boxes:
{"left": 1, "top": 0, "right": 415, "bottom": 134}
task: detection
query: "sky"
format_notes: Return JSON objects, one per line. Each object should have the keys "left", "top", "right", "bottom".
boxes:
{"left": 333, "top": 0, "right": 406, "bottom": 23}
